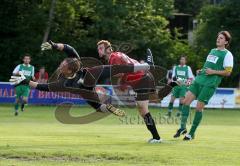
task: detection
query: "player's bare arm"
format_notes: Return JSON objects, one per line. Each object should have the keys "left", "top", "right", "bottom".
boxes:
{"left": 205, "top": 68, "right": 232, "bottom": 76}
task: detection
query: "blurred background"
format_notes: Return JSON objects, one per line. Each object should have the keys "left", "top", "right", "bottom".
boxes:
{"left": 0, "top": 0, "right": 239, "bottom": 87}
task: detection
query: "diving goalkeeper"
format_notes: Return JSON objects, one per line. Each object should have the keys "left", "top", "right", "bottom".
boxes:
{"left": 10, "top": 41, "right": 151, "bottom": 117}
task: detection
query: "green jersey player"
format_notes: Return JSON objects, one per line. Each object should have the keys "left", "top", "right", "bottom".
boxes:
{"left": 12, "top": 54, "right": 35, "bottom": 116}
{"left": 174, "top": 31, "right": 234, "bottom": 140}
{"left": 166, "top": 56, "right": 194, "bottom": 117}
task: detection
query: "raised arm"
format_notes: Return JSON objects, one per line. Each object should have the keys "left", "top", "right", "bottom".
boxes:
{"left": 41, "top": 40, "right": 80, "bottom": 59}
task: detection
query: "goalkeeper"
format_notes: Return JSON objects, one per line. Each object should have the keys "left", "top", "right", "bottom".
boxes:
{"left": 10, "top": 41, "right": 151, "bottom": 117}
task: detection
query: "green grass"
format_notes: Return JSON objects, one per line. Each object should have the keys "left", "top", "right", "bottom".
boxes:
{"left": 0, "top": 105, "right": 240, "bottom": 166}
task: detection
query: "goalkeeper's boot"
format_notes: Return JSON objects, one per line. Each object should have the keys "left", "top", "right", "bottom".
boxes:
{"left": 183, "top": 134, "right": 194, "bottom": 141}
{"left": 14, "top": 111, "right": 18, "bottom": 116}
{"left": 173, "top": 128, "right": 187, "bottom": 138}
{"left": 148, "top": 138, "right": 163, "bottom": 143}
{"left": 146, "top": 48, "right": 154, "bottom": 67}
{"left": 106, "top": 104, "right": 126, "bottom": 117}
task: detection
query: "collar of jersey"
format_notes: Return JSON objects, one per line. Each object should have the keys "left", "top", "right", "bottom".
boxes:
{"left": 23, "top": 64, "right": 31, "bottom": 67}
{"left": 178, "top": 65, "right": 186, "bottom": 67}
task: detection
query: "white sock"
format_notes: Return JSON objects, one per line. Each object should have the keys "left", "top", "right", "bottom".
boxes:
{"left": 134, "top": 63, "right": 150, "bottom": 72}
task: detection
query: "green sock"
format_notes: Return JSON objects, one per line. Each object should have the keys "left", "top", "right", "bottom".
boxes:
{"left": 189, "top": 111, "right": 203, "bottom": 137}
{"left": 14, "top": 103, "right": 19, "bottom": 112}
{"left": 168, "top": 102, "right": 173, "bottom": 112}
{"left": 178, "top": 103, "right": 183, "bottom": 113}
{"left": 180, "top": 105, "right": 190, "bottom": 129}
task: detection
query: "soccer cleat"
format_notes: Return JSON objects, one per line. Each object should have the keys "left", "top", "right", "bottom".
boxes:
{"left": 183, "top": 134, "right": 194, "bottom": 141}
{"left": 146, "top": 48, "right": 154, "bottom": 67}
{"left": 148, "top": 138, "right": 163, "bottom": 143}
{"left": 14, "top": 112, "right": 18, "bottom": 116}
{"left": 173, "top": 128, "right": 187, "bottom": 138}
{"left": 106, "top": 104, "right": 126, "bottom": 117}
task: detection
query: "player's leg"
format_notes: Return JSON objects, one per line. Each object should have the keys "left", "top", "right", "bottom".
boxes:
{"left": 79, "top": 87, "right": 125, "bottom": 117}
{"left": 21, "top": 97, "right": 28, "bottom": 112}
{"left": 166, "top": 95, "right": 176, "bottom": 117}
{"left": 133, "top": 73, "right": 161, "bottom": 143}
{"left": 14, "top": 98, "right": 20, "bottom": 116}
{"left": 183, "top": 101, "right": 204, "bottom": 140}
{"left": 177, "top": 97, "right": 184, "bottom": 117}
{"left": 136, "top": 99, "right": 162, "bottom": 143}
{"left": 177, "top": 86, "right": 187, "bottom": 117}
{"left": 14, "top": 86, "right": 22, "bottom": 116}
{"left": 167, "top": 86, "right": 180, "bottom": 117}
{"left": 21, "top": 86, "right": 30, "bottom": 112}
{"left": 84, "top": 64, "right": 150, "bottom": 87}
{"left": 183, "top": 86, "right": 215, "bottom": 140}
{"left": 173, "top": 89, "right": 196, "bottom": 138}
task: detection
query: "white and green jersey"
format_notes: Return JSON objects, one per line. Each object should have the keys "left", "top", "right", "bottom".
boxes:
{"left": 172, "top": 65, "right": 194, "bottom": 80}
{"left": 13, "top": 64, "right": 35, "bottom": 80}
{"left": 195, "top": 48, "right": 233, "bottom": 87}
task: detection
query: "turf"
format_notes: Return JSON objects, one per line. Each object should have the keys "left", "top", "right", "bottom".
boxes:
{"left": 0, "top": 105, "right": 239, "bottom": 166}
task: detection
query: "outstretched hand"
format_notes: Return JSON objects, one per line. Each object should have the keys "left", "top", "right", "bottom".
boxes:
{"left": 9, "top": 71, "right": 28, "bottom": 86}
{"left": 41, "top": 40, "right": 57, "bottom": 51}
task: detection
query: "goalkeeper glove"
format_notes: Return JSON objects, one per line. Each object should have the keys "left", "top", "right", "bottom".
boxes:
{"left": 9, "top": 71, "right": 30, "bottom": 86}
{"left": 41, "top": 40, "right": 58, "bottom": 51}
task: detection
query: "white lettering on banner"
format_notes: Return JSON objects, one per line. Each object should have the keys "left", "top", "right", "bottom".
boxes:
{"left": 206, "top": 54, "right": 219, "bottom": 64}
{"left": 0, "top": 82, "right": 239, "bottom": 108}
{"left": 159, "top": 88, "right": 235, "bottom": 109}
{"left": 177, "top": 71, "right": 186, "bottom": 76}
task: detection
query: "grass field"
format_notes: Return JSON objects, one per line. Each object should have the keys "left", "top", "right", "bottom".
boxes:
{"left": 0, "top": 105, "right": 240, "bottom": 166}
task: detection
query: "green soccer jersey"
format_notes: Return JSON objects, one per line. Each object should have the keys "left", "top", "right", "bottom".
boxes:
{"left": 13, "top": 64, "right": 35, "bottom": 80}
{"left": 174, "top": 65, "right": 189, "bottom": 79}
{"left": 195, "top": 48, "right": 233, "bottom": 87}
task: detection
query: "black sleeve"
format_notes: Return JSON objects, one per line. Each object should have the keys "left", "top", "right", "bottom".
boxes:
{"left": 98, "top": 66, "right": 111, "bottom": 81}
{"left": 63, "top": 44, "right": 80, "bottom": 59}
{"left": 85, "top": 65, "right": 135, "bottom": 85}
{"left": 36, "top": 84, "right": 50, "bottom": 91}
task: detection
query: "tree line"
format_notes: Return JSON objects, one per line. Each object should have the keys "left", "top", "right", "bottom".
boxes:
{"left": 0, "top": 0, "right": 238, "bottom": 87}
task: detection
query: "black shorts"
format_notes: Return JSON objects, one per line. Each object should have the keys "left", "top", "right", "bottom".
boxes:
{"left": 129, "top": 72, "right": 155, "bottom": 101}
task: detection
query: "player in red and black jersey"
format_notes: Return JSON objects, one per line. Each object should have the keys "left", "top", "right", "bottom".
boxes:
{"left": 97, "top": 40, "right": 164, "bottom": 143}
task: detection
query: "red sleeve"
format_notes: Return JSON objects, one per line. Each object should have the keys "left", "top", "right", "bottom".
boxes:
{"left": 109, "top": 53, "right": 127, "bottom": 65}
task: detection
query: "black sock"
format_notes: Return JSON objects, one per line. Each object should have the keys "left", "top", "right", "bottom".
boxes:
{"left": 144, "top": 113, "right": 160, "bottom": 140}
{"left": 21, "top": 103, "right": 25, "bottom": 110}
{"left": 86, "top": 100, "right": 101, "bottom": 111}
